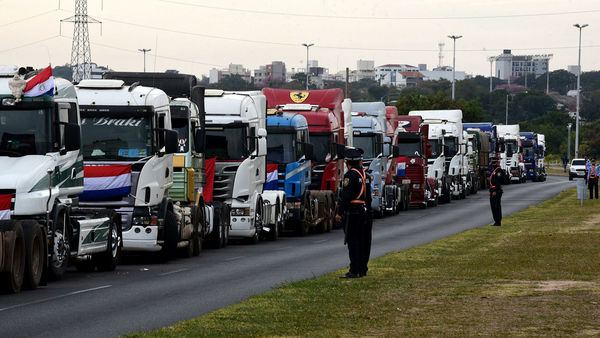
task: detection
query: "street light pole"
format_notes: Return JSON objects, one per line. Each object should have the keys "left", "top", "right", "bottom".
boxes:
{"left": 302, "top": 43, "right": 314, "bottom": 90}
{"left": 567, "top": 123, "right": 572, "bottom": 161}
{"left": 573, "top": 23, "right": 588, "bottom": 158}
{"left": 505, "top": 94, "right": 509, "bottom": 125}
{"left": 138, "top": 48, "right": 151, "bottom": 72}
{"left": 488, "top": 56, "right": 494, "bottom": 92}
{"left": 448, "top": 35, "right": 462, "bottom": 100}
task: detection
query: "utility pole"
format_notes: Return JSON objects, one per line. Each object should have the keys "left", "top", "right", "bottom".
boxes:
{"left": 448, "top": 35, "right": 462, "bottom": 100}
{"left": 573, "top": 23, "right": 588, "bottom": 158}
{"left": 567, "top": 123, "right": 572, "bottom": 161}
{"left": 345, "top": 67, "right": 349, "bottom": 98}
{"left": 302, "top": 43, "right": 314, "bottom": 90}
{"left": 61, "top": 0, "right": 102, "bottom": 82}
{"left": 138, "top": 48, "right": 151, "bottom": 72}
{"left": 488, "top": 56, "right": 494, "bottom": 92}
{"left": 505, "top": 94, "right": 509, "bottom": 125}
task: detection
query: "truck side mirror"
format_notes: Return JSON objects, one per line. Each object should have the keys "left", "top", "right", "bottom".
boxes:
{"left": 190, "top": 86, "right": 205, "bottom": 115}
{"left": 64, "top": 123, "right": 81, "bottom": 151}
{"left": 336, "top": 143, "right": 346, "bottom": 159}
{"left": 194, "top": 128, "right": 205, "bottom": 153}
{"left": 392, "top": 145, "right": 400, "bottom": 158}
{"left": 164, "top": 129, "right": 179, "bottom": 154}
{"left": 304, "top": 143, "right": 315, "bottom": 161}
{"left": 257, "top": 138, "right": 267, "bottom": 156}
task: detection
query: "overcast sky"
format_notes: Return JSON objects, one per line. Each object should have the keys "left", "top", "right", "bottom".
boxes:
{"left": 1, "top": 0, "right": 598, "bottom": 78}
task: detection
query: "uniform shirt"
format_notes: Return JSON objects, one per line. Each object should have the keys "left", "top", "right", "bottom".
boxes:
{"left": 587, "top": 163, "right": 600, "bottom": 180}
{"left": 489, "top": 167, "right": 505, "bottom": 194}
{"left": 337, "top": 166, "right": 372, "bottom": 215}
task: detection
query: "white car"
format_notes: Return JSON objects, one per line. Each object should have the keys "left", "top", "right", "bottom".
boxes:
{"left": 569, "top": 158, "right": 587, "bottom": 180}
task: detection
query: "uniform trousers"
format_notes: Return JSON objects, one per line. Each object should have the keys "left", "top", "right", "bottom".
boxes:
{"left": 346, "top": 208, "right": 372, "bottom": 275}
{"left": 589, "top": 178, "right": 599, "bottom": 199}
{"left": 490, "top": 192, "right": 502, "bottom": 224}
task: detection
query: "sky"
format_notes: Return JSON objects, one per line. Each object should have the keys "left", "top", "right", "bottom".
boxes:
{"left": 1, "top": 0, "right": 599, "bottom": 79}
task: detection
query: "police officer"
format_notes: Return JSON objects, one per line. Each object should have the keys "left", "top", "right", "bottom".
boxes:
{"left": 587, "top": 158, "right": 599, "bottom": 200}
{"left": 335, "top": 148, "right": 372, "bottom": 278}
{"left": 489, "top": 160, "right": 505, "bottom": 226}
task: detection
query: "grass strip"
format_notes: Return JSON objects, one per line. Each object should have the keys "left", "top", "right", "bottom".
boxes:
{"left": 139, "top": 188, "right": 600, "bottom": 336}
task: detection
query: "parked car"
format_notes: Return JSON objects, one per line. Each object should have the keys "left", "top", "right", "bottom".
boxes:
{"left": 569, "top": 158, "right": 588, "bottom": 180}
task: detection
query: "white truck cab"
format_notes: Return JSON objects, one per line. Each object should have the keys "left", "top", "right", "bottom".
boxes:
{"left": 496, "top": 124, "right": 523, "bottom": 183}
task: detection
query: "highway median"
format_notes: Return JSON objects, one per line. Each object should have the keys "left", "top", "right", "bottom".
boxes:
{"left": 138, "top": 187, "right": 599, "bottom": 336}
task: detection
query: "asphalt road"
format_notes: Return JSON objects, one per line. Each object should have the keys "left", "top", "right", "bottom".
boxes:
{"left": 0, "top": 175, "right": 574, "bottom": 337}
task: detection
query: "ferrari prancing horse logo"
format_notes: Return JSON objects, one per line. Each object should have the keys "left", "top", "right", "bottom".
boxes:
{"left": 290, "top": 91, "right": 309, "bottom": 103}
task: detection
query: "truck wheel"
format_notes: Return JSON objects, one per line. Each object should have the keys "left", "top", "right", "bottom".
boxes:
{"left": 0, "top": 221, "right": 26, "bottom": 293}
{"left": 220, "top": 204, "right": 229, "bottom": 248}
{"left": 191, "top": 205, "right": 204, "bottom": 256}
{"left": 50, "top": 211, "right": 71, "bottom": 280}
{"left": 22, "top": 221, "right": 45, "bottom": 290}
{"left": 161, "top": 210, "right": 178, "bottom": 260}
{"left": 95, "top": 213, "right": 121, "bottom": 271}
{"left": 246, "top": 201, "right": 262, "bottom": 245}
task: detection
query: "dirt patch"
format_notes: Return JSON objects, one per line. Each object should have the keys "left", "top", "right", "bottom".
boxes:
{"left": 563, "top": 214, "right": 600, "bottom": 232}
{"left": 534, "top": 280, "right": 596, "bottom": 292}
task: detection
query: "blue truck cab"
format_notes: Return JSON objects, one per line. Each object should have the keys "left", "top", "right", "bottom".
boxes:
{"left": 266, "top": 110, "right": 334, "bottom": 234}
{"left": 351, "top": 112, "right": 385, "bottom": 215}
{"left": 520, "top": 132, "right": 545, "bottom": 181}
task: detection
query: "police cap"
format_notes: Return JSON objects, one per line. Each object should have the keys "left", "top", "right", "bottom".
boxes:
{"left": 344, "top": 147, "right": 363, "bottom": 161}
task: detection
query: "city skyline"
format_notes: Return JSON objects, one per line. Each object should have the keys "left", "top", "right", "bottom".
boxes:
{"left": 1, "top": 0, "right": 598, "bottom": 79}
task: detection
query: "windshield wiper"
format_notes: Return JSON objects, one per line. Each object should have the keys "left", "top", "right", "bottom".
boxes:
{"left": 0, "top": 149, "right": 26, "bottom": 157}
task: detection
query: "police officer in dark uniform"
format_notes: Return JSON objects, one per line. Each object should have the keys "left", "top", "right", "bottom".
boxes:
{"left": 335, "top": 148, "right": 372, "bottom": 278}
{"left": 489, "top": 161, "right": 505, "bottom": 226}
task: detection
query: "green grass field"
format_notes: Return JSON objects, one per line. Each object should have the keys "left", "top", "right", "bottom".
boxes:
{"left": 139, "top": 189, "right": 600, "bottom": 336}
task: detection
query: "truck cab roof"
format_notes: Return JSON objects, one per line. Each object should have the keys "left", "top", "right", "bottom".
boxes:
{"left": 267, "top": 111, "right": 308, "bottom": 130}
{"left": 76, "top": 79, "right": 170, "bottom": 109}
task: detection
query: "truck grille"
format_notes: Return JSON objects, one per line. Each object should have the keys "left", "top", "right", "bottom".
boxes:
{"left": 278, "top": 164, "right": 286, "bottom": 189}
{"left": 213, "top": 162, "right": 240, "bottom": 201}
{"left": 171, "top": 171, "right": 186, "bottom": 201}
{"left": 405, "top": 164, "right": 424, "bottom": 184}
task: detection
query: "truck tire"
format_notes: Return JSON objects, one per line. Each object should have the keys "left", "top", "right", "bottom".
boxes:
{"left": 297, "top": 193, "right": 310, "bottom": 236}
{"left": 191, "top": 205, "right": 204, "bottom": 256}
{"left": 161, "top": 210, "right": 178, "bottom": 260}
{"left": 0, "top": 221, "right": 26, "bottom": 293}
{"left": 49, "top": 210, "right": 71, "bottom": 280}
{"left": 220, "top": 204, "right": 229, "bottom": 248}
{"left": 95, "top": 213, "right": 121, "bottom": 271}
{"left": 246, "top": 200, "right": 262, "bottom": 245}
{"left": 267, "top": 202, "right": 280, "bottom": 241}
{"left": 22, "top": 221, "right": 45, "bottom": 290}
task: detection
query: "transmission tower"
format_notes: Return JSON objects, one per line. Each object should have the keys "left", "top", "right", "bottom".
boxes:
{"left": 61, "top": 0, "right": 101, "bottom": 82}
{"left": 437, "top": 42, "right": 445, "bottom": 68}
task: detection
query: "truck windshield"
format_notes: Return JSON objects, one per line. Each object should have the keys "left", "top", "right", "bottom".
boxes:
{"left": 0, "top": 109, "right": 52, "bottom": 156}
{"left": 428, "top": 139, "right": 442, "bottom": 158}
{"left": 397, "top": 139, "right": 421, "bottom": 157}
{"left": 310, "top": 134, "right": 332, "bottom": 162}
{"left": 506, "top": 141, "right": 518, "bottom": 155}
{"left": 81, "top": 115, "right": 153, "bottom": 160}
{"left": 171, "top": 117, "right": 189, "bottom": 153}
{"left": 354, "top": 135, "right": 377, "bottom": 159}
{"left": 522, "top": 146, "right": 535, "bottom": 156}
{"left": 205, "top": 126, "right": 248, "bottom": 160}
{"left": 267, "top": 132, "right": 297, "bottom": 164}
{"left": 444, "top": 137, "right": 458, "bottom": 157}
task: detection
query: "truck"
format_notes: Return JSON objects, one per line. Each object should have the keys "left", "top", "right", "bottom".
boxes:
{"left": 102, "top": 71, "right": 230, "bottom": 249}
{"left": 395, "top": 115, "right": 438, "bottom": 208}
{"left": 463, "top": 122, "right": 498, "bottom": 188}
{"left": 520, "top": 132, "right": 546, "bottom": 182}
{"left": 0, "top": 65, "right": 121, "bottom": 292}
{"left": 409, "top": 110, "right": 466, "bottom": 201}
{"left": 262, "top": 88, "right": 347, "bottom": 233}
{"left": 496, "top": 124, "right": 525, "bottom": 184}
{"left": 264, "top": 109, "right": 335, "bottom": 235}
{"left": 204, "top": 90, "right": 285, "bottom": 243}
{"left": 75, "top": 79, "right": 193, "bottom": 259}
{"left": 464, "top": 129, "right": 490, "bottom": 193}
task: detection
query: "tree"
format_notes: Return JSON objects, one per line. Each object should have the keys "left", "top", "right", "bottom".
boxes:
{"left": 579, "top": 120, "right": 600, "bottom": 158}
{"left": 207, "top": 74, "right": 257, "bottom": 91}
{"left": 52, "top": 64, "right": 73, "bottom": 81}
{"left": 519, "top": 111, "right": 574, "bottom": 156}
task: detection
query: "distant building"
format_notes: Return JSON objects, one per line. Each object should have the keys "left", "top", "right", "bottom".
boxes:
{"left": 421, "top": 65, "right": 467, "bottom": 81}
{"left": 88, "top": 63, "right": 112, "bottom": 79}
{"left": 375, "top": 64, "right": 423, "bottom": 87}
{"left": 494, "top": 50, "right": 552, "bottom": 80}
{"left": 254, "top": 61, "right": 286, "bottom": 84}
{"left": 355, "top": 59, "right": 375, "bottom": 81}
{"left": 209, "top": 63, "right": 251, "bottom": 84}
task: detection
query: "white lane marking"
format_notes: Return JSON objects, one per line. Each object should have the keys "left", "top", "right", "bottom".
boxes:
{"left": 312, "top": 239, "right": 328, "bottom": 244}
{"left": 0, "top": 285, "right": 112, "bottom": 312}
{"left": 224, "top": 256, "right": 243, "bottom": 262}
{"left": 158, "top": 268, "right": 189, "bottom": 276}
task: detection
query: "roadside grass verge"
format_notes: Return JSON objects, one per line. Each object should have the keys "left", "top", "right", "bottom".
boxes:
{"left": 139, "top": 189, "right": 600, "bottom": 336}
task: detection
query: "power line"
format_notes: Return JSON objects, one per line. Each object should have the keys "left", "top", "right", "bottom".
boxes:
{"left": 79, "top": 15, "right": 600, "bottom": 53}
{"left": 0, "top": 9, "right": 58, "bottom": 28}
{"left": 157, "top": 0, "right": 600, "bottom": 21}
{"left": 0, "top": 35, "right": 60, "bottom": 53}
{"left": 57, "top": 35, "right": 224, "bottom": 67}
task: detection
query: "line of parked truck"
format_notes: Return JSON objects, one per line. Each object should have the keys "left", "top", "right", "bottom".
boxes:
{"left": 0, "top": 66, "right": 546, "bottom": 293}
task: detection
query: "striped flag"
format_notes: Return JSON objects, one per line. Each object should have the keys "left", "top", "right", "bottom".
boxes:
{"left": 0, "top": 194, "right": 11, "bottom": 220}
{"left": 79, "top": 165, "right": 132, "bottom": 201}
{"left": 264, "top": 164, "right": 279, "bottom": 190}
{"left": 24, "top": 66, "right": 54, "bottom": 97}
{"left": 397, "top": 157, "right": 407, "bottom": 177}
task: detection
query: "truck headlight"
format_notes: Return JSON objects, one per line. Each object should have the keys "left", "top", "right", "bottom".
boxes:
{"left": 231, "top": 207, "right": 250, "bottom": 216}
{"left": 133, "top": 216, "right": 157, "bottom": 226}
{"left": 2, "top": 98, "right": 15, "bottom": 106}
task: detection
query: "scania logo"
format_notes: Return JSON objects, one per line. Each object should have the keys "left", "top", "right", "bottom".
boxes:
{"left": 290, "top": 91, "right": 309, "bottom": 103}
